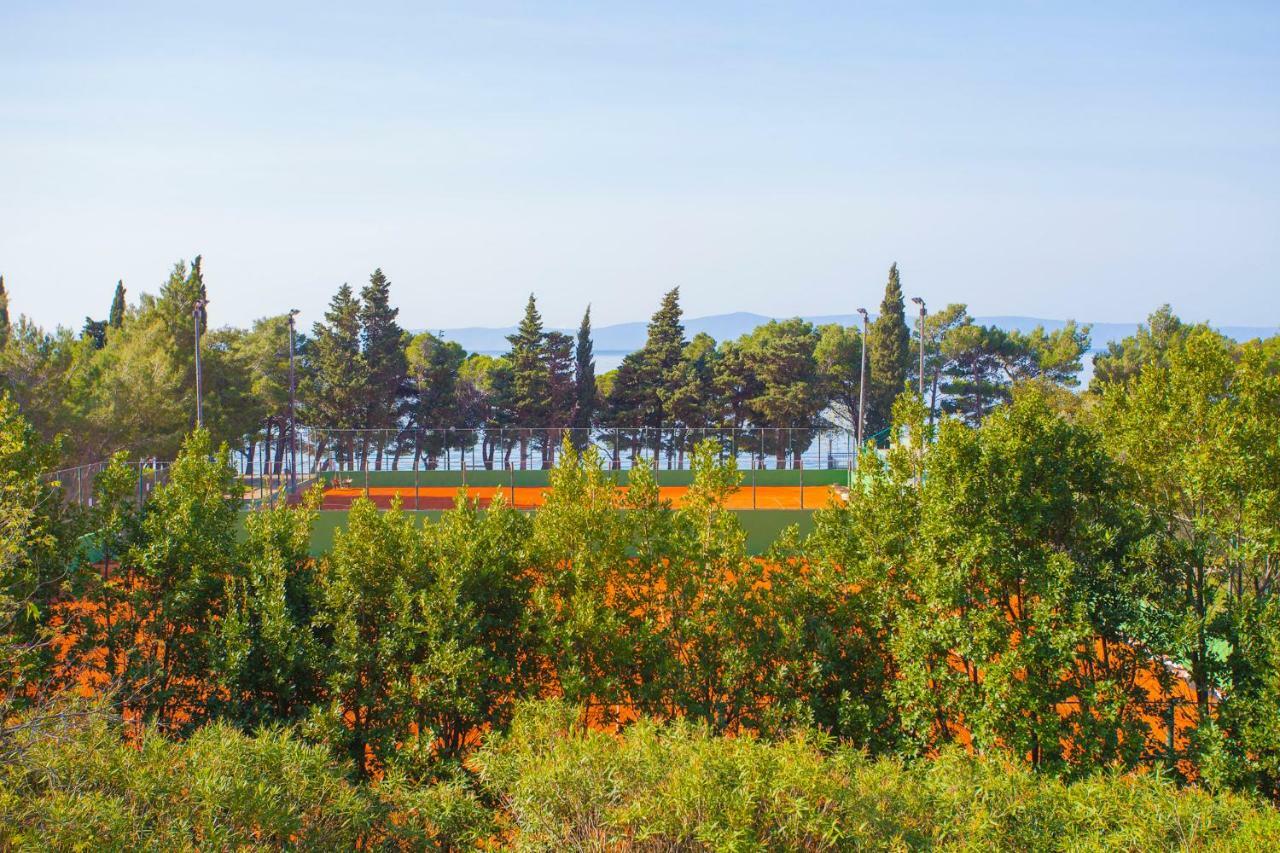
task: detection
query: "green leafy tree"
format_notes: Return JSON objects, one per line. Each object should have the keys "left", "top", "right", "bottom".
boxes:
{"left": 741, "top": 319, "right": 827, "bottom": 467}
{"left": 662, "top": 332, "right": 723, "bottom": 466}
{"left": 530, "top": 439, "right": 637, "bottom": 725}
{"left": 895, "top": 388, "right": 1158, "bottom": 772}
{"left": 236, "top": 315, "right": 304, "bottom": 478}
{"left": 312, "top": 496, "right": 424, "bottom": 779}
{"left": 199, "top": 325, "right": 260, "bottom": 459}
{"left": 214, "top": 492, "right": 323, "bottom": 730}
{"left": 86, "top": 258, "right": 209, "bottom": 459}
{"left": 912, "top": 303, "right": 969, "bottom": 425}
{"left": 603, "top": 351, "right": 653, "bottom": 466}
{"left": 0, "top": 319, "right": 96, "bottom": 461}
{"left": 462, "top": 353, "right": 514, "bottom": 468}
{"left": 0, "top": 393, "right": 76, "bottom": 718}
{"left": 128, "top": 429, "right": 242, "bottom": 731}
{"left": 1091, "top": 304, "right": 1190, "bottom": 390}
{"left": 639, "top": 440, "right": 776, "bottom": 732}
{"left": 814, "top": 322, "right": 864, "bottom": 432}
{"left": 1098, "top": 327, "right": 1280, "bottom": 779}
{"left": 397, "top": 492, "right": 535, "bottom": 774}
{"left": 405, "top": 332, "right": 471, "bottom": 467}
{"left": 997, "top": 321, "right": 1092, "bottom": 385}
{"left": 62, "top": 452, "right": 140, "bottom": 693}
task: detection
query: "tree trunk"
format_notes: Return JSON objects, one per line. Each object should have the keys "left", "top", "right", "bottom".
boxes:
{"left": 263, "top": 419, "right": 274, "bottom": 484}
{"left": 973, "top": 361, "right": 982, "bottom": 423}
{"left": 273, "top": 432, "right": 287, "bottom": 475}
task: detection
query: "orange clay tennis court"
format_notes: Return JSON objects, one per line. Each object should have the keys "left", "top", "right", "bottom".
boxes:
{"left": 320, "top": 483, "right": 844, "bottom": 511}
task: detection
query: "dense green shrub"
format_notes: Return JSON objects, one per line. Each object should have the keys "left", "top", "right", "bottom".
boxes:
{"left": 476, "top": 700, "right": 1280, "bottom": 851}
{"left": 0, "top": 700, "right": 490, "bottom": 851}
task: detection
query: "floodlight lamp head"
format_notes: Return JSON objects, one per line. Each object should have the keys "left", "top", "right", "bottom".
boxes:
{"left": 911, "top": 297, "right": 924, "bottom": 306}
{"left": 856, "top": 307, "right": 868, "bottom": 318}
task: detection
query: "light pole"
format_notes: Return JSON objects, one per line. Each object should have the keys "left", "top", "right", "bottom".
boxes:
{"left": 288, "top": 309, "right": 299, "bottom": 493}
{"left": 911, "top": 297, "right": 926, "bottom": 398}
{"left": 856, "top": 307, "right": 869, "bottom": 464}
{"left": 193, "top": 297, "right": 208, "bottom": 429}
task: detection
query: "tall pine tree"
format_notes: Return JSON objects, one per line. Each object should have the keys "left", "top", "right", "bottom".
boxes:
{"left": 572, "top": 305, "right": 596, "bottom": 445}
{"left": 506, "top": 294, "right": 549, "bottom": 468}
{"left": 306, "top": 284, "right": 368, "bottom": 467}
{"left": 358, "top": 269, "right": 406, "bottom": 469}
{"left": 108, "top": 281, "right": 126, "bottom": 329}
{"left": 638, "top": 287, "right": 686, "bottom": 459}
{"left": 866, "top": 263, "right": 910, "bottom": 434}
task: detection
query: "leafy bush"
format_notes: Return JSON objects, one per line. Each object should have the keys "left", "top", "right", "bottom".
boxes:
{"left": 476, "top": 700, "right": 1280, "bottom": 851}
{"left": 0, "top": 699, "right": 490, "bottom": 850}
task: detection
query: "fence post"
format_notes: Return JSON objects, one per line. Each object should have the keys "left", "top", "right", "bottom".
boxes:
{"left": 414, "top": 444, "right": 420, "bottom": 511}
{"left": 799, "top": 452, "right": 804, "bottom": 509}
{"left": 509, "top": 463, "right": 515, "bottom": 507}
{"left": 752, "top": 460, "right": 757, "bottom": 510}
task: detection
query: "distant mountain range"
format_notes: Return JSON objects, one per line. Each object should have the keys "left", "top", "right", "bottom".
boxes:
{"left": 423, "top": 312, "right": 1279, "bottom": 357}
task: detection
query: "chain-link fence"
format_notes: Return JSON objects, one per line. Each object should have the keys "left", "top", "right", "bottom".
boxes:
{"left": 283, "top": 425, "right": 857, "bottom": 479}
{"left": 46, "top": 459, "right": 171, "bottom": 508}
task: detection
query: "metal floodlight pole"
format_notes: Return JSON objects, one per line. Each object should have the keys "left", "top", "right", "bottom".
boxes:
{"left": 911, "top": 297, "right": 927, "bottom": 399}
{"left": 193, "top": 297, "right": 208, "bottom": 429}
{"left": 287, "top": 309, "right": 299, "bottom": 494}
{"left": 855, "top": 307, "right": 869, "bottom": 465}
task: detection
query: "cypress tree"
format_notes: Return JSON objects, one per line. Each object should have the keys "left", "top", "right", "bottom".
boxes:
{"left": 109, "top": 280, "right": 126, "bottom": 329}
{"left": 572, "top": 305, "right": 596, "bottom": 437}
{"left": 190, "top": 256, "right": 207, "bottom": 333}
{"left": 0, "top": 275, "right": 9, "bottom": 349}
{"left": 866, "top": 263, "right": 911, "bottom": 434}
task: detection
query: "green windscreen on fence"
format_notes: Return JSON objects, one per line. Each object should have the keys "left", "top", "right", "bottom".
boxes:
{"left": 314, "top": 467, "right": 849, "bottom": 489}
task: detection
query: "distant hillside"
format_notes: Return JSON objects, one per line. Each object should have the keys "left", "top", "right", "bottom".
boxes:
{"left": 425, "top": 313, "right": 1278, "bottom": 356}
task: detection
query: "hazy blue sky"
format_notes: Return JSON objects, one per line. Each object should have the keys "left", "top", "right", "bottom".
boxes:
{"left": 2, "top": 1, "right": 1277, "bottom": 332}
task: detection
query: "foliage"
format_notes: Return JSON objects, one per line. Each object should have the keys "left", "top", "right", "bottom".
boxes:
{"left": 866, "top": 262, "right": 911, "bottom": 433}
{"left": 0, "top": 698, "right": 490, "bottom": 850}
{"left": 476, "top": 699, "right": 1280, "bottom": 851}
